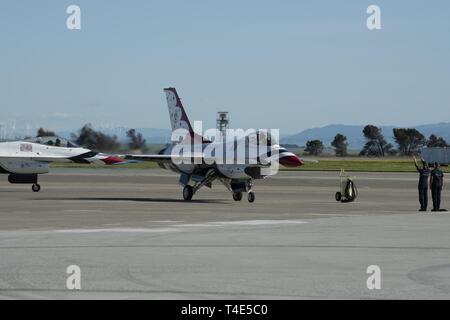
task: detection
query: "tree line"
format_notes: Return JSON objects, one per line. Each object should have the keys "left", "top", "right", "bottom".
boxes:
{"left": 34, "top": 123, "right": 450, "bottom": 157}
{"left": 304, "top": 125, "right": 449, "bottom": 157}
{"left": 36, "top": 124, "right": 147, "bottom": 152}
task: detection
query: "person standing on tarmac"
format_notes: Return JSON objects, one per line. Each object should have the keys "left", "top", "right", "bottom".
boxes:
{"left": 430, "top": 162, "right": 445, "bottom": 212}
{"left": 414, "top": 156, "right": 431, "bottom": 211}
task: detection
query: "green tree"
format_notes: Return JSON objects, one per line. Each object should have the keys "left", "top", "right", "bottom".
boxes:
{"left": 393, "top": 128, "right": 426, "bottom": 155}
{"left": 126, "top": 129, "right": 146, "bottom": 150}
{"left": 427, "top": 134, "right": 449, "bottom": 148}
{"left": 72, "top": 124, "right": 120, "bottom": 152}
{"left": 37, "top": 128, "right": 56, "bottom": 137}
{"left": 360, "top": 125, "right": 393, "bottom": 157}
{"left": 331, "top": 134, "right": 348, "bottom": 157}
{"left": 304, "top": 140, "right": 324, "bottom": 156}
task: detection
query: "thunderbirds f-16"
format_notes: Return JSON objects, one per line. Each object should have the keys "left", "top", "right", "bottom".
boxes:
{"left": 0, "top": 136, "right": 123, "bottom": 192}
{"left": 126, "top": 88, "right": 304, "bottom": 203}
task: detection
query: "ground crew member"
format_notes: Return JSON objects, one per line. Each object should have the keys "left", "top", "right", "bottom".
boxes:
{"left": 430, "top": 162, "right": 445, "bottom": 212}
{"left": 414, "top": 156, "right": 430, "bottom": 211}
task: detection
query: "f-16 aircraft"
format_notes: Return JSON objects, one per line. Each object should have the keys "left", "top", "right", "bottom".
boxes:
{"left": 126, "top": 88, "right": 304, "bottom": 202}
{"left": 0, "top": 136, "right": 123, "bottom": 192}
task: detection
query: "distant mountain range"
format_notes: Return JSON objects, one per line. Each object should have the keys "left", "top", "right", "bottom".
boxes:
{"left": 281, "top": 123, "right": 450, "bottom": 149}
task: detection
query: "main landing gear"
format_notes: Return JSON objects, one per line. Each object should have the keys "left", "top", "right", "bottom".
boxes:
{"left": 231, "top": 180, "right": 255, "bottom": 203}
{"left": 32, "top": 184, "right": 41, "bottom": 192}
{"left": 180, "top": 174, "right": 256, "bottom": 203}
{"left": 232, "top": 191, "right": 243, "bottom": 201}
{"left": 233, "top": 191, "right": 255, "bottom": 203}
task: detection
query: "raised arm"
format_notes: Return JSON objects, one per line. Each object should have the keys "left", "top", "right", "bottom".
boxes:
{"left": 413, "top": 156, "right": 420, "bottom": 171}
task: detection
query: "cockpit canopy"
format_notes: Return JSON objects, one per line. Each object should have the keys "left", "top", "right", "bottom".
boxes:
{"left": 246, "top": 130, "right": 279, "bottom": 146}
{"left": 25, "top": 136, "right": 80, "bottom": 148}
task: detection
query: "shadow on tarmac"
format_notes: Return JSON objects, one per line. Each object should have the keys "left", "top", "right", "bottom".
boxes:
{"left": 32, "top": 197, "right": 228, "bottom": 204}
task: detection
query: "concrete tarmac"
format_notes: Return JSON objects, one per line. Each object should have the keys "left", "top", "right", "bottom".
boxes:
{"left": 0, "top": 169, "right": 449, "bottom": 299}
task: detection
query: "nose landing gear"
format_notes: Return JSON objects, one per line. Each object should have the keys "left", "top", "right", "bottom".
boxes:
{"left": 7, "top": 174, "right": 41, "bottom": 192}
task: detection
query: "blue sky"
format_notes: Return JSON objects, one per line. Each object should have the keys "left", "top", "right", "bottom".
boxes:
{"left": 1, "top": 0, "right": 449, "bottom": 135}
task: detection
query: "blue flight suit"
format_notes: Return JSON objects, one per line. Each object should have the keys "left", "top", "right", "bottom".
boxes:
{"left": 416, "top": 166, "right": 430, "bottom": 210}
{"left": 430, "top": 169, "right": 444, "bottom": 211}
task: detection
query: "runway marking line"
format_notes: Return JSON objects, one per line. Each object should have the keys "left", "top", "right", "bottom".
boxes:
{"left": 52, "top": 220, "right": 308, "bottom": 234}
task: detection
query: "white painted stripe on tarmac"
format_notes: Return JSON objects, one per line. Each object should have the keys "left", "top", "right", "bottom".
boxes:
{"left": 180, "top": 220, "right": 307, "bottom": 227}
{"left": 55, "top": 227, "right": 180, "bottom": 234}
{"left": 52, "top": 220, "right": 308, "bottom": 234}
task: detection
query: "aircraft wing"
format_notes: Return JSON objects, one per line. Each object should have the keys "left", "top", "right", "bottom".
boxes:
{"left": 0, "top": 155, "right": 68, "bottom": 162}
{"left": 125, "top": 154, "right": 171, "bottom": 163}
{"left": 0, "top": 153, "right": 125, "bottom": 165}
{"left": 125, "top": 154, "right": 273, "bottom": 167}
{"left": 125, "top": 154, "right": 203, "bottom": 164}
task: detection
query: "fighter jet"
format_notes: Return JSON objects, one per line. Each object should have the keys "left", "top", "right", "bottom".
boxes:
{"left": 0, "top": 136, "right": 123, "bottom": 192}
{"left": 125, "top": 88, "right": 303, "bottom": 202}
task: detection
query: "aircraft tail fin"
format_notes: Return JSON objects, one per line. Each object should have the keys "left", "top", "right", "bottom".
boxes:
{"left": 164, "top": 88, "right": 210, "bottom": 143}
{"left": 164, "top": 88, "right": 194, "bottom": 133}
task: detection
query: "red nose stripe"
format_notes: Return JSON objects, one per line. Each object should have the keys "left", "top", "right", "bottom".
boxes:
{"left": 279, "top": 155, "right": 303, "bottom": 167}
{"left": 101, "top": 156, "right": 124, "bottom": 165}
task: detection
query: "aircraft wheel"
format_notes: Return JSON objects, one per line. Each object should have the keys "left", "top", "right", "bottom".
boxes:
{"left": 247, "top": 192, "right": 255, "bottom": 203}
{"left": 335, "top": 192, "right": 342, "bottom": 202}
{"left": 32, "top": 184, "right": 41, "bottom": 193}
{"left": 232, "top": 191, "right": 243, "bottom": 201}
{"left": 183, "top": 185, "right": 194, "bottom": 201}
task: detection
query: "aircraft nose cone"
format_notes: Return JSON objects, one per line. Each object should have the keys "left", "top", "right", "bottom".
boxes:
{"left": 279, "top": 154, "right": 303, "bottom": 167}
